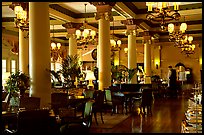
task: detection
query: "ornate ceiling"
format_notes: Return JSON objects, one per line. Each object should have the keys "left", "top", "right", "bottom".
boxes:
{"left": 2, "top": 2, "right": 202, "bottom": 46}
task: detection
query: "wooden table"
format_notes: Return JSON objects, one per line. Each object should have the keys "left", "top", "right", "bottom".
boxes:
{"left": 112, "top": 91, "right": 142, "bottom": 114}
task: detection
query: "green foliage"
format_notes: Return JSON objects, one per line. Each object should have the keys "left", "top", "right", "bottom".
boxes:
{"left": 111, "top": 65, "right": 142, "bottom": 82}
{"left": 6, "top": 71, "right": 30, "bottom": 97}
{"left": 61, "top": 54, "right": 82, "bottom": 82}
{"left": 47, "top": 69, "right": 62, "bottom": 84}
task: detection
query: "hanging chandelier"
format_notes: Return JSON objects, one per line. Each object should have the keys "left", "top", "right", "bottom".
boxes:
{"left": 176, "top": 35, "right": 196, "bottom": 56}
{"left": 168, "top": 16, "right": 188, "bottom": 46}
{"left": 9, "top": 2, "right": 29, "bottom": 31}
{"left": 50, "top": 25, "right": 67, "bottom": 62}
{"left": 75, "top": 4, "right": 97, "bottom": 47}
{"left": 110, "top": 20, "right": 121, "bottom": 51}
{"left": 146, "top": 2, "right": 181, "bottom": 30}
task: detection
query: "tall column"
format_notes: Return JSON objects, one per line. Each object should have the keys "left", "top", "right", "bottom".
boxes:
{"left": 121, "top": 19, "right": 141, "bottom": 84}
{"left": 19, "top": 29, "right": 29, "bottom": 74}
{"left": 97, "top": 45, "right": 99, "bottom": 68}
{"left": 128, "top": 32, "right": 137, "bottom": 83}
{"left": 143, "top": 31, "right": 152, "bottom": 84}
{"left": 69, "top": 35, "right": 77, "bottom": 56}
{"left": 90, "top": 2, "right": 116, "bottom": 90}
{"left": 62, "top": 23, "right": 82, "bottom": 57}
{"left": 29, "top": 2, "right": 51, "bottom": 108}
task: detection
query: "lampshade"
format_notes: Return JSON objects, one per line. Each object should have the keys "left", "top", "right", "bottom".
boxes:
{"left": 57, "top": 43, "right": 61, "bottom": 49}
{"left": 85, "top": 70, "right": 96, "bottom": 81}
{"left": 117, "top": 40, "right": 122, "bottom": 47}
{"left": 51, "top": 42, "right": 56, "bottom": 49}
{"left": 168, "top": 23, "right": 174, "bottom": 33}
{"left": 14, "top": 5, "right": 23, "bottom": 15}
{"left": 180, "top": 23, "right": 187, "bottom": 33}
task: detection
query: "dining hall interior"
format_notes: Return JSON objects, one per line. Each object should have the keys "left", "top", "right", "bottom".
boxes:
{"left": 1, "top": 2, "right": 202, "bottom": 134}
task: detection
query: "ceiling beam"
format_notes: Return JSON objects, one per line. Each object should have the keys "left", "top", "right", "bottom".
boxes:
{"left": 115, "top": 2, "right": 137, "bottom": 18}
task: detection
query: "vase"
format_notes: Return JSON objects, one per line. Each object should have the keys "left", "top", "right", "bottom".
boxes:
{"left": 9, "top": 96, "right": 20, "bottom": 112}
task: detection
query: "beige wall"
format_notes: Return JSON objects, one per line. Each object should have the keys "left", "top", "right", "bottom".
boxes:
{"left": 2, "top": 36, "right": 202, "bottom": 83}
{"left": 119, "top": 40, "right": 202, "bottom": 83}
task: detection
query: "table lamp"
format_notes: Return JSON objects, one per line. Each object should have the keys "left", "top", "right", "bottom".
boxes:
{"left": 85, "top": 70, "right": 96, "bottom": 89}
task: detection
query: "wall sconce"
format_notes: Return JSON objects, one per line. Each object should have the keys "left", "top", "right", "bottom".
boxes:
{"left": 85, "top": 70, "right": 96, "bottom": 89}
{"left": 124, "top": 48, "right": 128, "bottom": 54}
{"left": 156, "top": 64, "right": 158, "bottom": 69}
{"left": 155, "top": 61, "right": 159, "bottom": 69}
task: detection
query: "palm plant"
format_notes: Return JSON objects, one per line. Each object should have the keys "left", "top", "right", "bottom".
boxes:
{"left": 61, "top": 54, "right": 82, "bottom": 82}
{"left": 111, "top": 65, "right": 142, "bottom": 83}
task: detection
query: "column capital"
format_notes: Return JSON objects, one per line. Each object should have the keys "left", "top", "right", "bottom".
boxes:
{"left": 122, "top": 19, "right": 143, "bottom": 36}
{"left": 143, "top": 31, "right": 151, "bottom": 40}
{"left": 90, "top": 2, "right": 116, "bottom": 21}
{"left": 62, "top": 22, "right": 83, "bottom": 34}
{"left": 62, "top": 22, "right": 83, "bottom": 39}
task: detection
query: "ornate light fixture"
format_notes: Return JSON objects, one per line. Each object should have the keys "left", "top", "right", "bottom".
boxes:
{"left": 168, "top": 16, "right": 188, "bottom": 46}
{"left": 176, "top": 35, "right": 196, "bottom": 56}
{"left": 75, "top": 4, "right": 97, "bottom": 46}
{"left": 110, "top": 20, "right": 121, "bottom": 51}
{"left": 50, "top": 25, "right": 67, "bottom": 62}
{"left": 146, "top": 2, "right": 181, "bottom": 30}
{"left": 9, "top": 2, "right": 29, "bottom": 31}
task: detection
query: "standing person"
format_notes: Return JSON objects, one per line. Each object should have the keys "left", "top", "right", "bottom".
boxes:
{"left": 168, "top": 66, "right": 177, "bottom": 97}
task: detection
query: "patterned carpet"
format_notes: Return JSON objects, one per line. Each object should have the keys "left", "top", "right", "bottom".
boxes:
{"left": 90, "top": 113, "right": 130, "bottom": 129}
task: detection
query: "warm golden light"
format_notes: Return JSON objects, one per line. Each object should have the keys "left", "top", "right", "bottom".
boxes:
{"left": 14, "top": 5, "right": 23, "bottom": 15}
{"left": 180, "top": 23, "right": 187, "bottom": 33}
{"left": 168, "top": 23, "right": 174, "bottom": 33}
{"left": 57, "top": 43, "right": 61, "bottom": 49}
{"left": 51, "top": 42, "right": 56, "bottom": 49}
{"left": 174, "top": 2, "right": 180, "bottom": 10}
{"left": 124, "top": 48, "right": 128, "bottom": 54}
{"left": 188, "top": 36, "right": 193, "bottom": 43}
{"left": 85, "top": 70, "right": 96, "bottom": 89}
{"left": 91, "top": 30, "right": 96, "bottom": 39}
{"left": 75, "top": 30, "right": 81, "bottom": 39}
{"left": 117, "top": 40, "right": 122, "bottom": 47}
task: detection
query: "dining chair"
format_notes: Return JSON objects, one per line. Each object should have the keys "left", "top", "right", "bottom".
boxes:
{"left": 60, "top": 100, "right": 94, "bottom": 134}
{"left": 92, "top": 90, "right": 105, "bottom": 125}
{"left": 104, "top": 88, "right": 125, "bottom": 115}
{"left": 83, "top": 89, "right": 95, "bottom": 99}
{"left": 141, "top": 88, "right": 154, "bottom": 116}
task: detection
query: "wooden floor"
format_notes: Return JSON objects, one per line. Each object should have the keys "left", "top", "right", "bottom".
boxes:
{"left": 90, "top": 95, "right": 189, "bottom": 133}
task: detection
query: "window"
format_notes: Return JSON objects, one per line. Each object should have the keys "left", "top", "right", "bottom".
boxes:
{"left": 11, "top": 60, "right": 16, "bottom": 73}
{"left": 2, "top": 59, "right": 6, "bottom": 73}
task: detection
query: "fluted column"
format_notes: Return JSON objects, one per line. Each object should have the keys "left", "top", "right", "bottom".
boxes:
{"left": 121, "top": 19, "right": 141, "bottom": 84}
{"left": 128, "top": 32, "right": 137, "bottom": 83}
{"left": 143, "top": 31, "right": 152, "bottom": 84}
{"left": 97, "top": 45, "right": 99, "bottom": 68}
{"left": 29, "top": 2, "right": 51, "bottom": 108}
{"left": 90, "top": 2, "right": 115, "bottom": 90}
{"left": 19, "top": 29, "right": 29, "bottom": 74}
{"left": 69, "top": 35, "right": 77, "bottom": 56}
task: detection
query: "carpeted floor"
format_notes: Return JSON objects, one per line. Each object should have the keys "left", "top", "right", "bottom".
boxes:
{"left": 90, "top": 113, "right": 130, "bottom": 129}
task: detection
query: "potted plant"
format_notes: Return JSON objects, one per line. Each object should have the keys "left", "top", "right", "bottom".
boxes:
{"left": 47, "top": 69, "right": 62, "bottom": 87}
{"left": 61, "top": 54, "right": 82, "bottom": 88}
{"left": 6, "top": 71, "right": 30, "bottom": 110}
